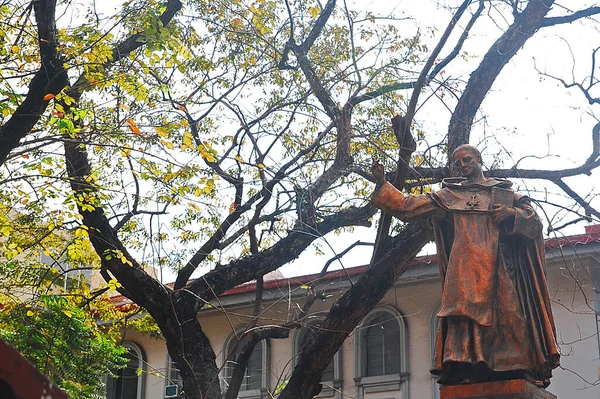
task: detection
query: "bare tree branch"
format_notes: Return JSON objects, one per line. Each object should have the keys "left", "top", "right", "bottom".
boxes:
{"left": 184, "top": 204, "right": 375, "bottom": 301}
{"left": 63, "top": 139, "right": 170, "bottom": 314}
{"left": 553, "top": 178, "right": 600, "bottom": 219}
{"left": 541, "top": 6, "right": 600, "bottom": 27}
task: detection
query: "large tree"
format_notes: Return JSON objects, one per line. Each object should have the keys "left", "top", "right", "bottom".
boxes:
{"left": 1, "top": 0, "right": 599, "bottom": 398}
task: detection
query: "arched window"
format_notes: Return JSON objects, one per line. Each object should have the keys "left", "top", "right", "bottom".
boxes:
{"left": 354, "top": 307, "right": 408, "bottom": 397}
{"left": 364, "top": 312, "right": 400, "bottom": 376}
{"left": 222, "top": 329, "right": 269, "bottom": 398}
{"left": 293, "top": 319, "right": 342, "bottom": 397}
{"left": 106, "top": 342, "right": 145, "bottom": 399}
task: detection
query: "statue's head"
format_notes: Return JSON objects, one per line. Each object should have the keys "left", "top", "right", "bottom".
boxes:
{"left": 451, "top": 144, "right": 482, "bottom": 164}
{"left": 451, "top": 144, "right": 483, "bottom": 179}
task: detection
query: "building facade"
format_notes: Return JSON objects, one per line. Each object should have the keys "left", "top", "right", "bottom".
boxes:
{"left": 106, "top": 227, "right": 600, "bottom": 399}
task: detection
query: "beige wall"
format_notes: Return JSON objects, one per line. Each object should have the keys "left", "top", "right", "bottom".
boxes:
{"left": 545, "top": 253, "right": 600, "bottom": 399}
{"left": 121, "top": 329, "right": 169, "bottom": 399}
{"left": 125, "top": 248, "right": 599, "bottom": 399}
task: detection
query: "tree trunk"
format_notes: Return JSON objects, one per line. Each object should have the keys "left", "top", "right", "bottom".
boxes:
{"left": 162, "top": 292, "right": 223, "bottom": 399}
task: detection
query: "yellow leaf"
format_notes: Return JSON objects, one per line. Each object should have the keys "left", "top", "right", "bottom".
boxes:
{"left": 108, "top": 279, "right": 122, "bottom": 290}
{"left": 183, "top": 131, "right": 193, "bottom": 147}
{"left": 126, "top": 118, "right": 141, "bottom": 135}
{"left": 235, "top": 155, "right": 243, "bottom": 162}
{"left": 121, "top": 144, "right": 132, "bottom": 157}
{"left": 155, "top": 127, "right": 167, "bottom": 138}
{"left": 308, "top": 6, "right": 320, "bottom": 18}
{"left": 62, "top": 309, "right": 73, "bottom": 318}
{"left": 43, "top": 93, "right": 55, "bottom": 101}
{"left": 11, "top": 45, "right": 19, "bottom": 54}
{"left": 257, "top": 163, "right": 265, "bottom": 169}
{"left": 160, "top": 139, "right": 174, "bottom": 150}
{"left": 26, "top": 310, "right": 34, "bottom": 317}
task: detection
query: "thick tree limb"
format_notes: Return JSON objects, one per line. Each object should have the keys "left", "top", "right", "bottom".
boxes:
{"left": 67, "top": 0, "right": 182, "bottom": 101}
{"left": 588, "top": 122, "right": 600, "bottom": 165}
{"left": 0, "top": 0, "right": 68, "bottom": 166}
{"left": 288, "top": 0, "right": 340, "bottom": 122}
{"left": 300, "top": 0, "right": 337, "bottom": 54}
{"left": 285, "top": 0, "right": 356, "bottom": 191}
{"left": 448, "top": 0, "right": 556, "bottom": 154}
{"left": 111, "top": 0, "right": 183, "bottom": 62}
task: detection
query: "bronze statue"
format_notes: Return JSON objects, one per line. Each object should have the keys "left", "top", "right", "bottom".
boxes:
{"left": 371, "top": 144, "right": 560, "bottom": 387}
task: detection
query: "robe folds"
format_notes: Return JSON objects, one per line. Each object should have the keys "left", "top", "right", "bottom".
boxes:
{"left": 371, "top": 178, "right": 560, "bottom": 384}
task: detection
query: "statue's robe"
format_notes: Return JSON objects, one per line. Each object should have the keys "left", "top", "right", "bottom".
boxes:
{"left": 372, "top": 178, "right": 560, "bottom": 384}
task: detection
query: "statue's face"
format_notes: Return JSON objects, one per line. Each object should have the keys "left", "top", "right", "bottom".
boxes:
{"left": 453, "top": 148, "right": 482, "bottom": 178}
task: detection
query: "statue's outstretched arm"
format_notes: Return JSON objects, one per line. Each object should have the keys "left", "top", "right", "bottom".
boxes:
{"left": 371, "top": 182, "right": 442, "bottom": 221}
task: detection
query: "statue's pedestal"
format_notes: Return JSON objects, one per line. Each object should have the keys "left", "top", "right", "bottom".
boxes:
{"left": 440, "top": 380, "right": 556, "bottom": 399}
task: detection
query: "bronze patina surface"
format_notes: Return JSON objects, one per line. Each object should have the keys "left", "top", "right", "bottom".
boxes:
{"left": 371, "top": 145, "right": 559, "bottom": 387}
{"left": 440, "top": 379, "right": 557, "bottom": 399}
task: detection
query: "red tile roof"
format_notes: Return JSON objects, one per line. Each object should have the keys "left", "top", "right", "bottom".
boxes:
{"left": 544, "top": 229, "right": 600, "bottom": 249}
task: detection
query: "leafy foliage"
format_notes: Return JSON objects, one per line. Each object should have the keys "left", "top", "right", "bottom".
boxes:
{"left": 0, "top": 295, "right": 127, "bottom": 398}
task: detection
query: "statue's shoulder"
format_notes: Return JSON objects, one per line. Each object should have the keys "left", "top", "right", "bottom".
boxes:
{"left": 440, "top": 177, "right": 513, "bottom": 190}
{"left": 433, "top": 178, "right": 515, "bottom": 211}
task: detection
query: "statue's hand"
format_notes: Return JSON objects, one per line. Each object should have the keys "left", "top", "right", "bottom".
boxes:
{"left": 371, "top": 159, "right": 387, "bottom": 186}
{"left": 491, "top": 204, "right": 516, "bottom": 224}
